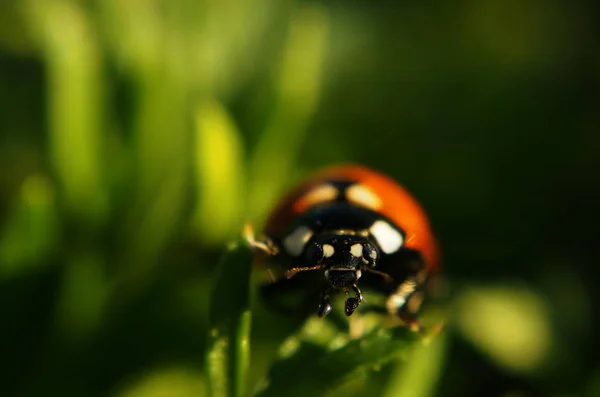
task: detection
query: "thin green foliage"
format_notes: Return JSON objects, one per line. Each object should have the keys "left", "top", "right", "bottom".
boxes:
{"left": 254, "top": 327, "right": 424, "bottom": 397}
{"left": 207, "top": 239, "right": 253, "bottom": 397}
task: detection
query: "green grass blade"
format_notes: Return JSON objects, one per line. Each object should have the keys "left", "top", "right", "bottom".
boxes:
{"left": 24, "top": 0, "right": 108, "bottom": 224}
{"left": 254, "top": 326, "right": 424, "bottom": 397}
{"left": 381, "top": 330, "right": 447, "bottom": 397}
{"left": 0, "top": 175, "right": 57, "bottom": 279}
{"left": 207, "top": 239, "right": 254, "bottom": 397}
{"left": 192, "top": 99, "right": 246, "bottom": 246}
{"left": 247, "top": 4, "right": 329, "bottom": 223}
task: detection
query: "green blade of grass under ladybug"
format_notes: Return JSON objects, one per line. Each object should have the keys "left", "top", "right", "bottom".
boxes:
{"left": 253, "top": 323, "right": 436, "bottom": 397}
{"left": 206, "top": 239, "right": 253, "bottom": 397}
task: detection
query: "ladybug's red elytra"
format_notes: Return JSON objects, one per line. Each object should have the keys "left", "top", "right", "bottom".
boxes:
{"left": 250, "top": 164, "right": 440, "bottom": 330}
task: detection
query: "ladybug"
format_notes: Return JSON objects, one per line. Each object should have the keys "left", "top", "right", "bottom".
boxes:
{"left": 249, "top": 164, "right": 439, "bottom": 330}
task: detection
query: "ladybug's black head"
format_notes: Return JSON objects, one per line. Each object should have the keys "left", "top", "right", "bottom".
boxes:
{"left": 302, "top": 234, "right": 379, "bottom": 317}
{"left": 306, "top": 234, "right": 378, "bottom": 273}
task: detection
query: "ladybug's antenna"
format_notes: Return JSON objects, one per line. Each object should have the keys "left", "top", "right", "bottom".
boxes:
{"left": 284, "top": 265, "right": 321, "bottom": 279}
{"left": 364, "top": 267, "right": 395, "bottom": 284}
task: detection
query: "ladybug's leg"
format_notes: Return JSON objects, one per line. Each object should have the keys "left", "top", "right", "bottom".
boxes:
{"left": 405, "top": 290, "right": 425, "bottom": 315}
{"left": 396, "top": 311, "right": 422, "bottom": 332}
{"left": 344, "top": 284, "right": 363, "bottom": 316}
{"left": 391, "top": 284, "right": 446, "bottom": 338}
{"left": 386, "top": 276, "right": 423, "bottom": 331}
{"left": 371, "top": 248, "right": 427, "bottom": 330}
{"left": 243, "top": 223, "right": 280, "bottom": 256}
{"left": 393, "top": 290, "right": 425, "bottom": 332}
{"left": 317, "top": 285, "right": 335, "bottom": 318}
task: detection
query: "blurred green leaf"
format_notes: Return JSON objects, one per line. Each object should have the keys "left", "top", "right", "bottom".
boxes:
{"left": 248, "top": 3, "right": 329, "bottom": 223}
{"left": 55, "top": 253, "right": 109, "bottom": 341}
{"left": 98, "top": 0, "right": 280, "bottom": 97}
{"left": 381, "top": 329, "right": 447, "bottom": 397}
{"left": 115, "top": 56, "right": 189, "bottom": 296}
{"left": 97, "top": 0, "right": 165, "bottom": 78}
{"left": 24, "top": 0, "right": 109, "bottom": 223}
{"left": 254, "top": 325, "right": 424, "bottom": 397}
{"left": 0, "top": 174, "right": 58, "bottom": 278}
{"left": 0, "top": 1, "right": 33, "bottom": 54}
{"left": 455, "top": 284, "right": 553, "bottom": 374}
{"left": 117, "top": 366, "right": 206, "bottom": 397}
{"left": 192, "top": 99, "right": 246, "bottom": 245}
{"left": 206, "top": 238, "right": 253, "bottom": 397}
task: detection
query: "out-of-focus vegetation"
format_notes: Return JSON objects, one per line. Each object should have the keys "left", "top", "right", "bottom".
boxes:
{"left": 0, "top": 0, "right": 599, "bottom": 396}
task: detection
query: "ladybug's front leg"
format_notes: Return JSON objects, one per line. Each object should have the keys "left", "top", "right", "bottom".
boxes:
{"left": 317, "top": 284, "right": 336, "bottom": 318}
{"left": 243, "top": 223, "right": 280, "bottom": 256}
{"left": 387, "top": 272, "right": 444, "bottom": 338}
{"left": 386, "top": 276, "right": 424, "bottom": 331}
{"left": 381, "top": 251, "right": 428, "bottom": 332}
{"left": 344, "top": 284, "right": 363, "bottom": 316}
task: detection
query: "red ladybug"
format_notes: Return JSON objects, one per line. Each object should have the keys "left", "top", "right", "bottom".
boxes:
{"left": 250, "top": 164, "right": 439, "bottom": 329}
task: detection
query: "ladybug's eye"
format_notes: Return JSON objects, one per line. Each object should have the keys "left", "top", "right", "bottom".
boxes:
{"left": 362, "top": 242, "right": 378, "bottom": 267}
{"left": 306, "top": 243, "right": 324, "bottom": 265}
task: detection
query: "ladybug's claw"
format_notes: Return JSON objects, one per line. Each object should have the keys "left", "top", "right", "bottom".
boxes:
{"left": 344, "top": 284, "right": 363, "bottom": 316}
{"left": 344, "top": 298, "right": 359, "bottom": 316}
{"left": 317, "top": 286, "right": 334, "bottom": 318}
{"left": 318, "top": 302, "right": 332, "bottom": 318}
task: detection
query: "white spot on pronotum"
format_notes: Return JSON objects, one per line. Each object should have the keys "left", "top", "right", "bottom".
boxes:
{"left": 369, "top": 220, "right": 403, "bottom": 254}
{"left": 346, "top": 184, "right": 383, "bottom": 210}
{"left": 283, "top": 226, "right": 313, "bottom": 256}
{"left": 350, "top": 243, "right": 363, "bottom": 257}
{"left": 323, "top": 244, "right": 335, "bottom": 258}
{"left": 369, "top": 249, "right": 377, "bottom": 259}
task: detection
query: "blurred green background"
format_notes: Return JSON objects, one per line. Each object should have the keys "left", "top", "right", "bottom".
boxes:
{"left": 1, "top": 0, "right": 599, "bottom": 396}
